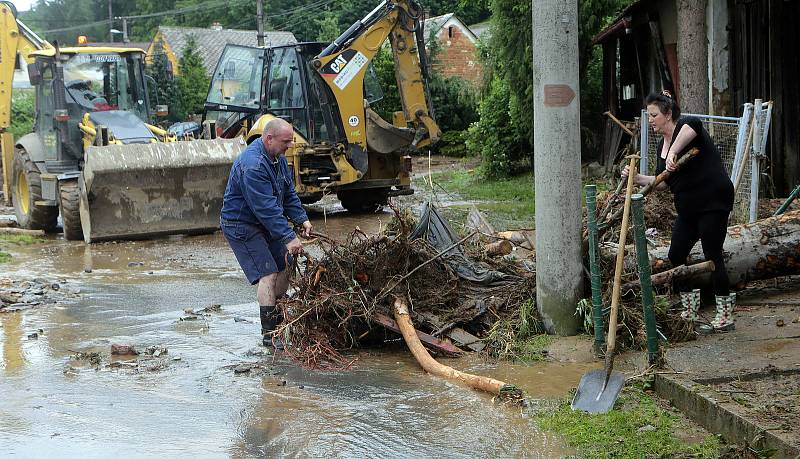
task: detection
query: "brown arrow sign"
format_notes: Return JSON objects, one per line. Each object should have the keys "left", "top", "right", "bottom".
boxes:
{"left": 544, "top": 84, "right": 576, "bottom": 107}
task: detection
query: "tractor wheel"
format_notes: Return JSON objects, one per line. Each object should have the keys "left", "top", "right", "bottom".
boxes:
{"left": 59, "top": 180, "right": 83, "bottom": 241}
{"left": 11, "top": 147, "right": 58, "bottom": 231}
{"left": 337, "top": 189, "right": 389, "bottom": 213}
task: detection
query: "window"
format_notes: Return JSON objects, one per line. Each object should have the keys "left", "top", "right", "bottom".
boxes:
{"left": 207, "top": 45, "right": 264, "bottom": 109}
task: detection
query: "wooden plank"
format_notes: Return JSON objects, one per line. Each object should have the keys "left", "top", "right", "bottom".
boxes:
{"left": 372, "top": 312, "right": 462, "bottom": 356}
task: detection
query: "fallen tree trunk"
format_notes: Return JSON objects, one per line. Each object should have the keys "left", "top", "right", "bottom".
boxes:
{"left": 0, "top": 227, "right": 44, "bottom": 236}
{"left": 621, "top": 261, "right": 715, "bottom": 292}
{"left": 393, "top": 296, "right": 511, "bottom": 395}
{"left": 607, "top": 210, "right": 800, "bottom": 288}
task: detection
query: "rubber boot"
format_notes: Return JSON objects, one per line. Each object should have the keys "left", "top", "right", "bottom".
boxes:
{"left": 698, "top": 295, "right": 736, "bottom": 334}
{"left": 260, "top": 305, "right": 284, "bottom": 350}
{"left": 679, "top": 288, "right": 701, "bottom": 321}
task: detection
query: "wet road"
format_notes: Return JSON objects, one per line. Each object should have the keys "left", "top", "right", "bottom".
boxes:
{"left": 1, "top": 204, "right": 588, "bottom": 457}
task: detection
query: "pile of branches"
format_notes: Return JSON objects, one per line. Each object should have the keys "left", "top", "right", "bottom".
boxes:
{"left": 277, "top": 211, "right": 536, "bottom": 369}
{"left": 583, "top": 182, "right": 695, "bottom": 348}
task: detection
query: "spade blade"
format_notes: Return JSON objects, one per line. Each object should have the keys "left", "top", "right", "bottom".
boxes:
{"left": 571, "top": 369, "right": 626, "bottom": 413}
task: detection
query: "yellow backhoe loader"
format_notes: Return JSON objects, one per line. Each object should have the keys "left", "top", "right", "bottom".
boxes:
{"left": 203, "top": 0, "right": 440, "bottom": 212}
{"left": 0, "top": 1, "right": 243, "bottom": 242}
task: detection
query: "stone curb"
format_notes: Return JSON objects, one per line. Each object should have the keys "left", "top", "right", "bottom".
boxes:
{"left": 654, "top": 371, "right": 799, "bottom": 459}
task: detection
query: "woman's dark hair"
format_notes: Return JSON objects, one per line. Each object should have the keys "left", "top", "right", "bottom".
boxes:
{"left": 645, "top": 90, "right": 681, "bottom": 120}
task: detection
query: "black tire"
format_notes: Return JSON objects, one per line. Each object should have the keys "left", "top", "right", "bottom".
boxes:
{"left": 11, "top": 148, "right": 58, "bottom": 231}
{"left": 337, "top": 189, "right": 389, "bottom": 213}
{"left": 59, "top": 180, "right": 83, "bottom": 241}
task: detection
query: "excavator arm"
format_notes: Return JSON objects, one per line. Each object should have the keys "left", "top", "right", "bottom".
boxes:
{"left": 1, "top": 1, "right": 51, "bottom": 203}
{"left": 312, "top": 0, "right": 441, "bottom": 154}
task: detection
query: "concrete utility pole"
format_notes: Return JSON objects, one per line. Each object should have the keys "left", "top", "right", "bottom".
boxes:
{"left": 256, "top": 0, "right": 265, "bottom": 47}
{"left": 531, "top": 0, "right": 583, "bottom": 335}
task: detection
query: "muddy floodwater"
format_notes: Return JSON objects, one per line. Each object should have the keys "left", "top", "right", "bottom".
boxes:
{"left": 1, "top": 205, "right": 590, "bottom": 457}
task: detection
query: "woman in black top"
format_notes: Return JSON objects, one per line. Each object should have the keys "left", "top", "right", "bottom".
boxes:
{"left": 623, "top": 91, "right": 735, "bottom": 332}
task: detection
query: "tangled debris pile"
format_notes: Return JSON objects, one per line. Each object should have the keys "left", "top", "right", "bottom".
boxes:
{"left": 278, "top": 203, "right": 537, "bottom": 369}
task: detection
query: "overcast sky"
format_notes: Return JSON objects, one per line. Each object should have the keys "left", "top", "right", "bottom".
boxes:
{"left": 9, "top": 0, "right": 35, "bottom": 12}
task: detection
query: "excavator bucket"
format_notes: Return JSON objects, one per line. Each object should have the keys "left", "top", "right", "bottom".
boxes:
{"left": 79, "top": 138, "right": 245, "bottom": 243}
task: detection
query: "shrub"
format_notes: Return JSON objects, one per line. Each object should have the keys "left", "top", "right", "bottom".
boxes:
{"left": 9, "top": 90, "right": 35, "bottom": 138}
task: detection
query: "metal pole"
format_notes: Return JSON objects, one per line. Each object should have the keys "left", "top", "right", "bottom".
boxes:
{"left": 632, "top": 194, "right": 659, "bottom": 366}
{"left": 108, "top": 0, "right": 114, "bottom": 43}
{"left": 639, "top": 109, "right": 648, "bottom": 174}
{"left": 585, "top": 185, "right": 605, "bottom": 353}
{"left": 774, "top": 185, "right": 800, "bottom": 216}
{"left": 256, "top": 0, "right": 265, "bottom": 47}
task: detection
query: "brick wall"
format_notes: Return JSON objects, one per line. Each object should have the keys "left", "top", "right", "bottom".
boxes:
{"left": 429, "top": 25, "right": 483, "bottom": 87}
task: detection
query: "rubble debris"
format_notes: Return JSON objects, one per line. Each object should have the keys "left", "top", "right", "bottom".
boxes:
{"left": 111, "top": 344, "right": 138, "bottom": 356}
{"left": 278, "top": 203, "right": 537, "bottom": 369}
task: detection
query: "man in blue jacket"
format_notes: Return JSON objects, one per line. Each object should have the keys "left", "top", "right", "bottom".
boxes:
{"left": 220, "top": 118, "right": 313, "bottom": 348}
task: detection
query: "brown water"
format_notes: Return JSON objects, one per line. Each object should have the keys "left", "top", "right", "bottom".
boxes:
{"left": 0, "top": 205, "right": 587, "bottom": 457}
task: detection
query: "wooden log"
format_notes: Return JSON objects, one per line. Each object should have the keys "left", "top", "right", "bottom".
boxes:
{"left": 0, "top": 220, "right": 17, "bottom": 228}
{"left": 647, "top": 210, "right": 800, "bottom": 288}
{"left": 0, "top": 227, "right": 44, "bottom": 236}
{"left": 392, "top": 296, "right": 509, "bottom": 395}
{"left": 621, "top": 261, "right": 715, "bottom": 292}
{"left": 603, "top": 210, "right": 800, "bottom": 288}
{"left": 485, "top": 240, "right": 513, "bottom": 257}
{"left": 371, "top": 312, "right": 462, "bottom": 357}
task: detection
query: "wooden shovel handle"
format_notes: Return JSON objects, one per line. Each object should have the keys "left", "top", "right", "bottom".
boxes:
{"left": 607, "top": 155, "right": 639, "bottom": 355}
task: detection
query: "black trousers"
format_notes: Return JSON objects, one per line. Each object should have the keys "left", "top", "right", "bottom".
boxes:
{"left": 668, "top": 210, "right": 730, "bottom": 296}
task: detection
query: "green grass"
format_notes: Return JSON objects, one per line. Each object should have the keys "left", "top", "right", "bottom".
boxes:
{"left": 0, "top": 233, "right": 45, "bottom": 264}
{"left": 422, "top": 168, "right": 614, "bottom": 230}
{"left": 0, "top": 234, "right": 44, "bottom": 245}
{"left": 534, "top": 384, "right": 721, "bottom": 459}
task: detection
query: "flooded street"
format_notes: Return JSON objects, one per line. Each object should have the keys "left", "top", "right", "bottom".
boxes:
{"left": 1, "top": 201, "right": 588, "bottom": 457}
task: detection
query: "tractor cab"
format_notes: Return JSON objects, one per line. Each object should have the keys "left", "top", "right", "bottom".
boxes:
{"left": 204, "top": 42, "right": 384, "bottom": 143}
{"left": 27, "top": 48, "right": 156, "bottom": 166}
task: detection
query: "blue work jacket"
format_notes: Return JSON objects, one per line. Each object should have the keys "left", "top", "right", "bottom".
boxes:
{"left": 220, "top": 138, "right": 308, "bottom": 244}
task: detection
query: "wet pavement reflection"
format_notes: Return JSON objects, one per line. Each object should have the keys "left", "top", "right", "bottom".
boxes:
{"left": 1, "top": 202, "right": 583, "bottom": 457}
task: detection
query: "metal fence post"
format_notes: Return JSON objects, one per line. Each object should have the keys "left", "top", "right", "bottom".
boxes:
{"left": 639, "top": 109, "right": 649, "bottom": 175}
{"left": 631, "top": 193, "right": 659, "bottom": 366}
{"left": 585, "top": 184, "right": 605, "bottom": 352}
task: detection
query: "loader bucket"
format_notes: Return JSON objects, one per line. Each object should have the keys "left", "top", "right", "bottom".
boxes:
{"left": 79, "top": 138, "right": 245, "bottom": 243}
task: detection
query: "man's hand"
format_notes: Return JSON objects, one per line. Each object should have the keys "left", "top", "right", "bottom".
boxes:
{"left": 286, "top": 237, "right": 303, "bottom": 256}
{"left": 300, "top": 220, "right": 313, "bottom": 238}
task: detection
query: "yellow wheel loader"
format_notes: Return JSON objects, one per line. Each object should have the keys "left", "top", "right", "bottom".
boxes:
{"left": 203, "top": 0, "right": 440, "bottom": 212}
{"left": 0, "top": 1, "right": 243, "bottom": 242}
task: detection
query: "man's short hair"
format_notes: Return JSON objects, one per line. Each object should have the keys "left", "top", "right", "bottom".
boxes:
{"left": 263, "top": 118, "right": 292, "bottom": 136}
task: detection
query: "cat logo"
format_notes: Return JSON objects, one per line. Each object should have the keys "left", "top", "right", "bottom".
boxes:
{"left": 330, "top": 55, "right": 348, "bottom": 73}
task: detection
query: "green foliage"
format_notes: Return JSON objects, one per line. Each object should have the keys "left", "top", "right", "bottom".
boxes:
{"left": 146, "top": 39, "right": 180, "bottom": 121}
{"left": 9, "top": 90, "right": 35, "bottom": 138}
{"left": 465, "top": 76, "right": 529, "bottom": 177}
{"left": 466, "top": 0, "right": 632, "bottom": 176}
{"left": 315, "top": 11, "right": 341, "bottom": 43}
{"left": 432, "top": 130, "right": 469, "bottom": 157}
{"left": 0, "top": 251, "right": 10, "bottom": 264}
{"left": 175, "top": 35, "right": 210, "bottom": 118}
{"left": 535, "top": 385, "right": 722, "bottom": 458}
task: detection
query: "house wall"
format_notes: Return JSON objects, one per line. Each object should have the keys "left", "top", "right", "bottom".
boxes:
{"left": 429, "top": 21, "right": 482, "bottom": 87}
{"left": 708, "top": 0, "right": 731, "bottom": 116}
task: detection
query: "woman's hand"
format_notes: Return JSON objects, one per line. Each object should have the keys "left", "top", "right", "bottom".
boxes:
{"left": 621, "top": 164, "right": 634, "bottom": 179}
{"left": 666, "top": 151, "right": 677, "bottom": 172}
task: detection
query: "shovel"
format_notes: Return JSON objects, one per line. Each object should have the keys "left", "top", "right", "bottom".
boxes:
{"left": 572, "top": 154, "right": 639, "bottom": 414}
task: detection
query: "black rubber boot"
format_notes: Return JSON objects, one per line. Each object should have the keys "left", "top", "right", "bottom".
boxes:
{"left": 260, "top": 305, "right": 284, "bottom": 349}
